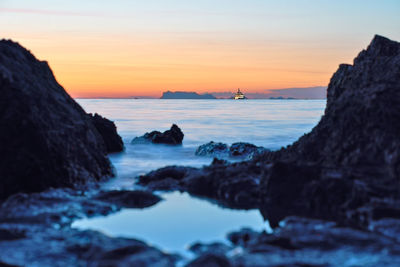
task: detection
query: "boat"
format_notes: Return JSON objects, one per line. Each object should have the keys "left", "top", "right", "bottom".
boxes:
{"left": 234, "top": 88, "right": 246, "bottom": 100}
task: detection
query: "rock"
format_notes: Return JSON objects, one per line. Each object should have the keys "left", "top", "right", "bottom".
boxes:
{"left": 0, "top": 227, "right": 176, "bottom": 267}
{"left": 258, "top": 35, "right": 400, "bottom": 228}
{"left": 195, "top": 141, "right": 267, "bottom": 160}
{"left": 0, "top": 261, "right": 20, "bottom": 267}
{"left": 89, "top": 113, "right": 124, "bottom": 153}
{"left": 188, "top": 242, "right": 232, "bottom": 256}
{"left": 259, "top": 162, "right": 321, "bottom": 227}
{"left": 195, "top": 141, "right": 229, "bottom": 157}
{"left": 270, "top": 35, "right": 400, "bottom": 175}
{"left": 131, "top": 124, "right": 184, "bottom": 145}
{"left": 138, "top": 159, "right": 262, "bottom": 209}
{"left": 226, "top": 228, "right": 260, "bottom": 247}
{"left": 0, "top": 39, "right": 114, "bottom": 199}
{"left": 185, "top": 253, "right": 231, "bottom": 267}
{"left": 88, "top": 242, "right": 175, "bottom": 267}
{"left": 229, "top": 142, "right": 267, "bottom": 158}
{"left": 0, "top": 229, "right": 25, "bottom": 241}
{"left": 217, "top": 217, "right": 400, "bottom": 267}
{"left": 94, "top": 190, "right": 162, "bottom": 209}
{"left": 138, "top": 165, "right": 196, "bottom": 191}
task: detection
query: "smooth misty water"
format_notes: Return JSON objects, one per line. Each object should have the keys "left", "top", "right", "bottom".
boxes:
{"left": 72, "top": 99, "right": 326, "bottom": 255}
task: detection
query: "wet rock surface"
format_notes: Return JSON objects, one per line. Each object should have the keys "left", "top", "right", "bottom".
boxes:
{"left": 138, "top": 159, "right": 262, "bottom": 209}
{"left": 0, "top": 40, "right": 115, "bottom": 199}
{"left": 89, "top": 113, "right": 124, "bottom": 153}
{"left": 0, "top": 226, "right": 176, "bottom": 267}
{"left": 189, "top": 217, "right": 400, "bottom": 267}
{"left": 195, "top": 141, "right": 268, "bottom": 160}
{"left": 94, "top": 190, "right": 162, "bottom": 209}
{"left": 185, "top": 253, "right": 231, "bottom": 267}
{"left": 131, "top": 124, "right": 184, "bottom": 145}
{"left": 195, "top": 141, "right": 229, "bottom": 157}
{"left": 229, "top": 142, "right": 267, "bottom": 158}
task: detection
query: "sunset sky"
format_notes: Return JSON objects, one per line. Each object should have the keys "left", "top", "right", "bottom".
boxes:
{"left": 1, "top": 0, "right": 399, "bottom": 98}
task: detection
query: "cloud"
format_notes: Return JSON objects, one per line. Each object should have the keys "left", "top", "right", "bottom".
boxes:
{"left": 0, "top": 8, "right": 102, "bottom": 17}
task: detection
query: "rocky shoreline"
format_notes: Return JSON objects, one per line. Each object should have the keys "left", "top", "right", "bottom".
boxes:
{"left": 0, "top": 35, "right": 399, "bottom": 266}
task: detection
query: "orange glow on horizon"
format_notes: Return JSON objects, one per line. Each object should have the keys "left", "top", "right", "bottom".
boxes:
{"left": 6, "top": 33, "right": 358, "bottom": 98}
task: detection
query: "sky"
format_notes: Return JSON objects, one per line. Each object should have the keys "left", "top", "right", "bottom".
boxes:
{"left": 1, "top": 0, "right": 399, "bottom": 98}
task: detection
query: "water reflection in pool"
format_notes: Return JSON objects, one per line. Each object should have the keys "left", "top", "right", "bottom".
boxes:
{"left": 72, "top": 192, "right": 268, "bottom": 254}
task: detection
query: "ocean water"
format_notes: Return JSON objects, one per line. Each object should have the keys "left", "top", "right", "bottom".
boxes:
{"left": 72, "top": 99, "right": 326, "bottom": 255}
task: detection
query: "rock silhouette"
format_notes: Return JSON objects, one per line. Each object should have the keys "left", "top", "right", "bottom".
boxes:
{"left": 259, "top": 34, "right": 400, "bottom": 226}
{"left": 0, "top": 40, "right": 118, "bottom": 199}
{"left": 89, "top": 113, "right": 124, "bottom": 153}
{"left": 131, "top": 124, "right": 184, "bottom": 145}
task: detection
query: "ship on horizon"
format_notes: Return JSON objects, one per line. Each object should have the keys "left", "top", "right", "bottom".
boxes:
{"left": 233, "top": 88, "right": 246, "bottom": 100}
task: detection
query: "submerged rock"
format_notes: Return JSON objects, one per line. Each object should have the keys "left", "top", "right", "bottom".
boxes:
{"left": 185, "top": 253, "right": 231, "bottom": 267}
{"left": 94, "top": 190, "right": 162, "bottom": 209}
{"left": 195, "top": 141, "right": 268, "bottom": 160}
{"left": 195, "top": 141, "right": 229, "bottom": 157}
{"left": 188, "top": 242, "right": 232, "bottom": 256}
{"left": 131, "top": 124, "right": 184, "bottom": 145}
{"left": 89, "top": 113, "right": 124, "bottom": 153}
{"left": 0, "top": 40, "right": 115, "bottom": 199}
{"left": 229, "top": 142, "right": 267, "bottom": 158}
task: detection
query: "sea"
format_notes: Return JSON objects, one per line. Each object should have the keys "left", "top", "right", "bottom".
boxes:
{"left": 72, "top": 99, "right": 326, "bottom": 256}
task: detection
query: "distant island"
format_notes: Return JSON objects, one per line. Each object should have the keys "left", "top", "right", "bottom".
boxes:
{"left": 269, "top": 96, "right": 296, "bottom": 99}
{"left": 160, "top": 91, "right": 216, "bottom": 99}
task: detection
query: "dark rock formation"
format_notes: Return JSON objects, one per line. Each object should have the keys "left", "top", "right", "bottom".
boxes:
{"left": 195, "top": 141, "right": 267, "bottom": 159}
{"left": 229, "top": 142, "right": 266, "bottom": 158}
{"left": 89, "top": 113, "right": 124, "bottom": 153}
{"left": 0, "top": 228, "right": 176, "bottom": 267}
{"left": 195, "top": 141, "right": 229, "bottom": 156}
{"left": 138, "top": 159, "right": 262, "bottom": 209}
{"left": 187, "top": 216, "right": 400, "bottom": 266}
{"left": 94, "top": 190, "right": 162, "bottom": 209}
{"left": 188, "top": 242, "right": 231, "bottom": 256}
{"left": 131, "top": 124, "right": 184, "bottom": 145}
{"left": 185, "top": 254, "right": 231, "bottom": 267}
{"left": 259, "top": 35, "right": 400, "bottom": 227}
{"left": 0, "top": 39, "right": 115, "bottom": 199}
{"left": 270, "top": 34, "right": 400, "bottom": 172}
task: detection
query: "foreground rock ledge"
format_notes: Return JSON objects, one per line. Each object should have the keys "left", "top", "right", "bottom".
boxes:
{"left": 0, "top": 39, "right": 122, "bottom": 199}
{"left": 138, "top": 35, "right": 400, "bottom": 229}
